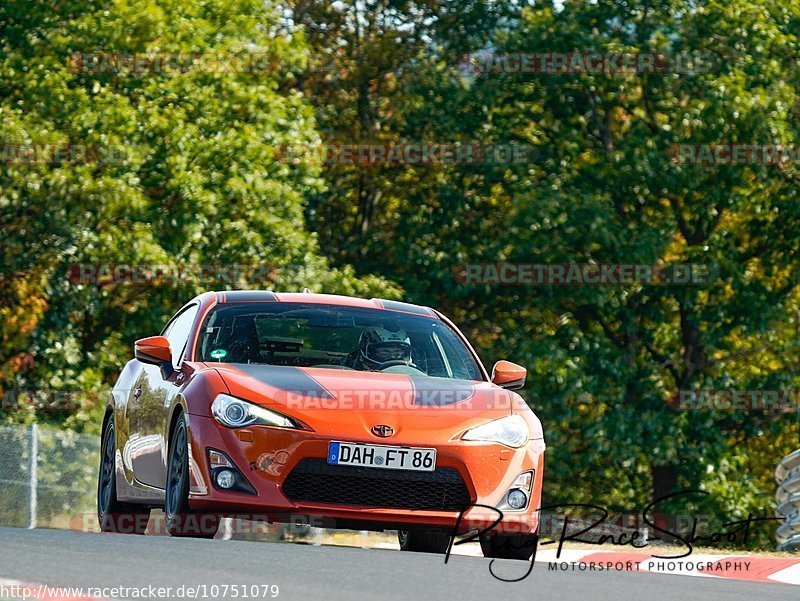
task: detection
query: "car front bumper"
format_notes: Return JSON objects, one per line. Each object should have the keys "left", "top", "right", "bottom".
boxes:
{"left": 185, "top": 414, "right": 545, "bottom": 535}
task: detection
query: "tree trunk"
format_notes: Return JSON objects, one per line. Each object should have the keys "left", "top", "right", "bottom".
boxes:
{"left": 650, "top": 464, "right": 678, "bottom": 541}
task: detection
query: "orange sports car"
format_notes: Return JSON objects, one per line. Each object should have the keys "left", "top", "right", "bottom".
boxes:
{"left": 98, "top": 291, "right": 545, "bottom": 559}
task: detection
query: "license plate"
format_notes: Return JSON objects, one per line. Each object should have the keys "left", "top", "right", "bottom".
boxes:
{"left": 327, "top": 441, "right": 436, "bottom": 472}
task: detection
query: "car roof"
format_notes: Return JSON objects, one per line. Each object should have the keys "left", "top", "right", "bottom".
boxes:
{"left": 205, "top": 290, "right": 438, "bottom": 318}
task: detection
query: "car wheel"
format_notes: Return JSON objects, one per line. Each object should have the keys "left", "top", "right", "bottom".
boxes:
{"left": 480, "top": 533, "right": 538, "bottom": 560}
{"left": 165, "top": 414, "right": 219, "bottom": 538}
{"left": 397, "top": 529, "right": 451, "bottom": 554}
{"left": 97, "top": 417, "right": 150, "bottom": 534}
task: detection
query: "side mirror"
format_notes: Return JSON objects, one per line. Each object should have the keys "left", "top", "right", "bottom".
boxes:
{"left": 491, "top": 360, "right": 526, "bottom": 390}
{"left": 135, "top": 336, "right": 172, "bottom": 366}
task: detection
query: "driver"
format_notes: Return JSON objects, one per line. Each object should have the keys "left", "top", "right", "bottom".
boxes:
{"left": 347, "top": 326, "right": 413, "bottom": 371}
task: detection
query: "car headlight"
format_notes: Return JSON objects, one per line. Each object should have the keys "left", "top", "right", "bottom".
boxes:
{"left": 462, "top": 414, "right": 528, "bottom": 448}
{"left": 212, "top": 394, "right": 299, "bottom": 429}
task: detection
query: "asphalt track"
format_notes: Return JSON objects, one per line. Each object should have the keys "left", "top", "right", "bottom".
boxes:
{"left": 0, "top": 527, "right": 796, "bottom": 601}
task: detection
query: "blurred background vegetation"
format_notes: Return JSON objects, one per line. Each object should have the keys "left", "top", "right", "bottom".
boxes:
{"left": 2, "top": 0, "right": 800, "bottom": 546}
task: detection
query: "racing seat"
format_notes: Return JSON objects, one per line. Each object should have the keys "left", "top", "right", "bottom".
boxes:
{"left": 224, "top": 317, "right": 262, "bottom": 363}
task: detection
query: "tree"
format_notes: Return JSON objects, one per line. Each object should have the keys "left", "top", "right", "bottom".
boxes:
{"left": 473, "top": 0, "right": 800, "bottom": 534}
{"left": 290, "top": 0, "right": 515, "bottom": 259}
{"left": 0, "top": 0, "right": 398, "bottom": 428}
{"left": 300, "top": 0, "right": 800, "bottom": 543}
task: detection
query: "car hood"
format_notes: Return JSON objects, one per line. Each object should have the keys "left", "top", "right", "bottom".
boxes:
{"left": 212, "top": 364, "right": 513, "bottom": 436}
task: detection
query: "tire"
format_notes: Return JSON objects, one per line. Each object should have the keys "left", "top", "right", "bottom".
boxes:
{"left": 398, "top": 529, "right": 451, "bottom": 554}
{"left": 97, "top": 417, "right": 151, "bottom": 534}
{"left": 165, "top": 414, "right": 219, "bottom": 538}
{"left": 480, "top": 533, "right": 538, "bottom": 560}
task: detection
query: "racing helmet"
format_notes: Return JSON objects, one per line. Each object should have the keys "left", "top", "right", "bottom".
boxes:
{"left": 357, "top": 326, "right": 412, "bottom": 370}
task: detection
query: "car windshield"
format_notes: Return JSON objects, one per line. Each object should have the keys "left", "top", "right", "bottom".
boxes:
{"left": 197, "top": 302, "right": 483, "bottom": 381}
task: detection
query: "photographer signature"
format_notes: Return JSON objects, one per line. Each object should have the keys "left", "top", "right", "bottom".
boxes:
{"left": 443, "top": 490, "right": 781, "bottom": 582}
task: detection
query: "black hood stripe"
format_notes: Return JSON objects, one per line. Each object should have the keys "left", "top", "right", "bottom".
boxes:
{"left": 410, "top": 375, "right": 475, "bottom": 406}
{"left": 230, "top": 366, "right": 475, "bottom": 406}
{"left": 233, "top": 365, "right": 335, "bottom": 399}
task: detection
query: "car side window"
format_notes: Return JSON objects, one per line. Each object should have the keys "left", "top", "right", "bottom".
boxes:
{"left": 163, "top": 305, "right": 199, "bottom": 368}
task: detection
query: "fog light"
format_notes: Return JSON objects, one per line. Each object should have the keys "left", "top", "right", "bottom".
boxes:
{"left": 216, "top": 469, "right": 236, "bottom": 489}
{"left": 507, "top": 488, "right": 527, "bottom": 509}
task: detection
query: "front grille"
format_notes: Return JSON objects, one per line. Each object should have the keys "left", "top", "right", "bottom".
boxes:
{"left": 282, "top": 458, "right": 472, "bottom": 511}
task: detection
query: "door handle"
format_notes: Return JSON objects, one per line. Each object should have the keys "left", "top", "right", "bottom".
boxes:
{"left": 133, "top": 386, "right": 142, "bottom": 399}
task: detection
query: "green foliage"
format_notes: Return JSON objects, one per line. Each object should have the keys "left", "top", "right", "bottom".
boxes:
{"left": 0, "top": 0, "right": 399, "bottom": 430}
{"left": 294, "top": 0, "right": 800, "bottom": 546}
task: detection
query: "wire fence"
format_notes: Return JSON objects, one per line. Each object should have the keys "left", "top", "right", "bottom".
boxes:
{"left": 0, "top": 423, "right": 736, "bottom": 550}
{"left": 0, "top": 422, "right": 646, "bottom": 542}
{"left": 0, "top": 424, "right": 99, "bottom": 529}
